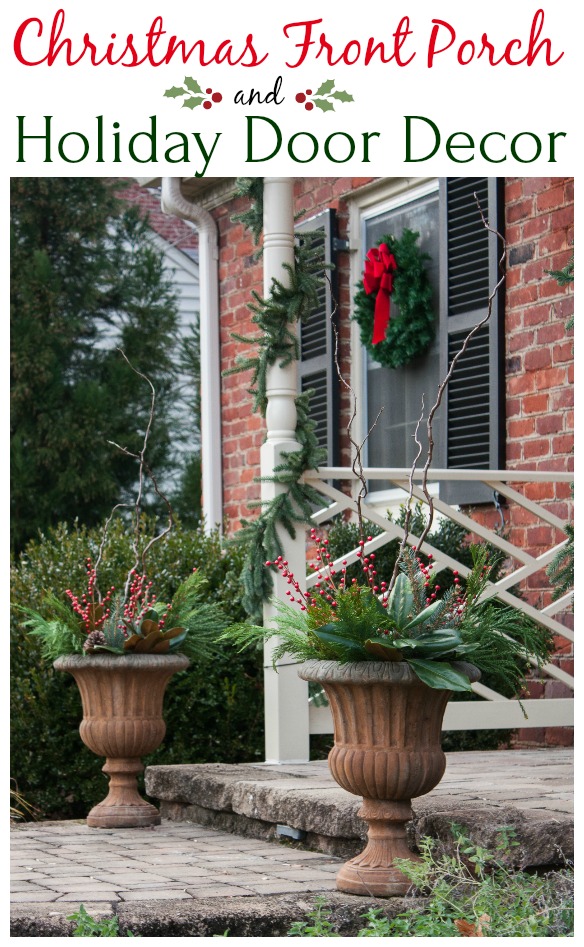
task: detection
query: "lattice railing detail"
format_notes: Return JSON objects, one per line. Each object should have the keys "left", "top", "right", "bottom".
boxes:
{"left": 301, "top": 467, "right": 573, "bottom": 731}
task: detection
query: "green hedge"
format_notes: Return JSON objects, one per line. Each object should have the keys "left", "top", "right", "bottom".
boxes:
{"left": 10, "top": 520, "right": 264, "bottom": 819}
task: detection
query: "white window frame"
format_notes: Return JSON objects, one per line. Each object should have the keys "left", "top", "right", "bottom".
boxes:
{"left": 348, "top": 178, "right": 439, "bottom": 516}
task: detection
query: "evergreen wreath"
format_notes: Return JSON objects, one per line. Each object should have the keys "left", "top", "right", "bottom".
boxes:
{"left": 352, "top": 229, "right": 435, "bottom": 369}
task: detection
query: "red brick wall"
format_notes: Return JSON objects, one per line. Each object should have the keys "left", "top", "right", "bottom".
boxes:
{"left": 502, "top": 177, "right": 574, "bottom": 746}
{"left": 213, "top": 175, "right": 573, "bottom": 747}
{"left": 214, "top": 195, "right": 266, "bottom": 528}
{"left": 216, "top": 178, "right": 375, "bottom": 528}
{"left": 116, "top": 179, "right": 199, "bottom": 252}
{"left": 216, "top": 176, "right": 573, "bottom": 535}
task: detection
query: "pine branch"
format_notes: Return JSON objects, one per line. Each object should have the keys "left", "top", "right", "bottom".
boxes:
{"left": 226, "top": 185, "right": 329, "bottom": 621}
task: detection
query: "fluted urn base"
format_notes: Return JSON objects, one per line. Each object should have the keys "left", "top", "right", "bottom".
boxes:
{"left": 300, "top": 660, "right": 479, "bottom": 898}
{"left": 336, "top": 799, "right": 420, "bottom": 896}
{"left": 55, "top": 654, "right": 189, "bottom": 828}
{"left": 87, "top": 758, "right": 161, "bottom": 828}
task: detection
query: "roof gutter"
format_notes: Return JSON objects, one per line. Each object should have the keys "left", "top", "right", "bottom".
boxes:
{"left": 161, "top": 177, "right": 222, "bottom": 533}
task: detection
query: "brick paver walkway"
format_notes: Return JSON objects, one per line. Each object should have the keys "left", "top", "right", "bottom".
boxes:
{"left": 11, "top": 822, "right": 341, "bottom": 905}
{"left": 11, "top": 748, "right": 573, "bottom": 935}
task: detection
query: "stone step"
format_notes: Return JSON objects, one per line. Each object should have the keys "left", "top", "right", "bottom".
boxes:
{"left": 145, "top": 749, "right": 574, "bottom": 870}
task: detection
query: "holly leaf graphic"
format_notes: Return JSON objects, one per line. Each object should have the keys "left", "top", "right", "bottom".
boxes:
{"left": 315, "top": 79, "right": 335, "bottom": 96}
{"left": 182, "top": 96, "right": 204, "bottom": 109}
{"left": 184, "top": 77, "right": 203, "bottom": 94}
{"left": 164, "top": 86, "right": 188, "bottom": 98}
{"left": 331, "top": 90, "right": 354, "bottom": 103}
{"left": 314, "top": 98, "right": 335, "bottom": 112}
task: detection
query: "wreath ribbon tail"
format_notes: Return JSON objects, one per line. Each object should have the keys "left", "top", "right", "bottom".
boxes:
{"left": 372, "top": 291, "right": 390, "bottom": 344}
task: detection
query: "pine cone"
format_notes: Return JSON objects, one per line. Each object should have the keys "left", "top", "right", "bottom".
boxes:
{"left": 84, "top": 630, "right": 106, "bottom": 653}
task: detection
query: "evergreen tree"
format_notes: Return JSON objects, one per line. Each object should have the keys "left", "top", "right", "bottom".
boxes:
{"left": 10, "top": 178, "right": 183, "bottom": 552}
{"left": 171, "top": 321, "right": 203, "bottom": 527}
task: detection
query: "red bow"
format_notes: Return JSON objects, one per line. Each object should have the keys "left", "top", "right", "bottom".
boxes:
{"left": 363, "top": 243, "right": 397, "bottom": 345}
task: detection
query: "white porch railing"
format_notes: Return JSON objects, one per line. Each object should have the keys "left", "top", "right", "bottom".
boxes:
{"left": 264, "top": 466, "right": 573, "bottom": 762}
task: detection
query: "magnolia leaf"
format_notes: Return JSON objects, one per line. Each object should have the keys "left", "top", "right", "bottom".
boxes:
{"left": 133, "top": 630, "right": 165, "bottom": 653}
{"left": 184, "top": 76, "right": 203, "bottom": 94}
{"left": 161, "top": 626, "right": 186, "bottom": 641}
{"left": 364, "top": 640, "right": 403, "bottom": 661}
{"left": 403, "top": 600, "right": 443, "bottom": 630}
{"left": 453, "top": 642, "right": 480, "bottom": 654}
{"left": 387, "top": 573, "right": 414, "bottom": 628}
{"left": 313, "top": 98, "right": 335, "bottom": 112}
{"left": 90, "top": 644, "right": 125, "bottom": 655}
{"left": 406, "top": 659, "right": 473, "bottom": 692}
{"left": 415, "top": 643, "right": 462, "bottom": 658}
{"left": 330, "top": 89, "right": 353, "bottom": 102}
{"left": 315, "top": 79, "right": 335, "bottom": 96}
{"left": 182, "top": 96, "right": 204, "bottom": 109}
{"left": 140, "top": 618, "right": 160, "bottom": 637}
{"left": 151, "top": 639, "right": 171, "bottom": 654}
{"left": 392, "top": 637, "right": 424, "bottom": 649}
{"left": 168, "top": 629, "right": 189, "bottom": 650}
{"left": 164, "top": 86, "right": 188, "bottom": 98}
{"left": 123, "top": 634, "right": 142, "bottom": 651}
{"left": 407, "top": 630, "right": 462, "bottom": 650}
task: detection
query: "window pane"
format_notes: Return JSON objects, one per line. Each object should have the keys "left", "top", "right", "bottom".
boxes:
{"left": 364, "top": 192, "right": 444, "bottom": 486}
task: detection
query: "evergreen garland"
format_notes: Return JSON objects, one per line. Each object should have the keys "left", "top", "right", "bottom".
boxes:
{"left": 227, "top": 179, "right": 328, "bottom": 622}
{"left": 352, "top": 229, "right": 435, "bottom": 369}
{"left": 232, "top": 177, "right": 264, "bottom": 247}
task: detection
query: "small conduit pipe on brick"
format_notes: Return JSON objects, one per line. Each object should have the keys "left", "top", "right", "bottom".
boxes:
{"left": 161, "top": 177, "right": 222, "bottom": 533}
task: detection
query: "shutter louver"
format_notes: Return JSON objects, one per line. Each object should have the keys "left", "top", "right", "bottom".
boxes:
{"left": 301, "top": 371, "right": 328, "bottom": 453}
{"left": 447, "top": 179, "right": 490, "bottom": 316}
{"left": 296, "top": 210, "right": 339, "bottom": 467}
{"left": 440, "top": 178, "right": 505, "bottom": 504}
{"left": 447, "top": 327, "right": 491, "bottom": 468}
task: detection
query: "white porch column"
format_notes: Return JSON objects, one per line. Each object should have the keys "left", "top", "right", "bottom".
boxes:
{"left": 261, "top": 177, "right": 310, "bottom": 763}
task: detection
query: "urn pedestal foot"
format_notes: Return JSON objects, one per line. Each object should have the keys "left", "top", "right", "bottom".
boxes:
{"left": 336, "top": 799, "right": 420, "bottom": 897}
{"left": 87, "top": 757, "right": 160, "bottom": 828}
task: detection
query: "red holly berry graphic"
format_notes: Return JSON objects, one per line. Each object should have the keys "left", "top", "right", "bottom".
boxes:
{"left": 289, "top": 79, "right": 355, "bottom": 112}
{"left": 163, "top": 77, "right": 225, "bottom": 110}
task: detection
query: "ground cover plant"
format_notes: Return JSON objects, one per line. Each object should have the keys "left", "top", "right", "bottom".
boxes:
{"left": 68, "top": 905, "right": 138, "bottom": 937}
{"left": 287, "top": 828, "right": 574, "bottom": 938}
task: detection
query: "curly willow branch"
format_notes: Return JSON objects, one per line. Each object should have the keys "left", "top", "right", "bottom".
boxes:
{"left": 331, "top": 311, "right": 382, "bottom": 545}
{"left": 104, "top": 348, "right": 174, "bottom": 603}
{"left": 416, "top": 194, "right": 506, "bottom": 552}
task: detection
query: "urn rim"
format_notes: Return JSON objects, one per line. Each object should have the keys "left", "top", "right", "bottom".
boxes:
{"left": 54, "top": 653, "right": 190, "bottom": 672}
{"left": 298, "top": 658, "right": 480, "bottom": 686}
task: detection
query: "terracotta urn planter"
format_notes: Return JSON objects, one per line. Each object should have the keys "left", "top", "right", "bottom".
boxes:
{"left": 54, "top": 653, "right": 189, "bottom": 828}
{"left": 299, "top": 659, "right": 480, "bottom": 897}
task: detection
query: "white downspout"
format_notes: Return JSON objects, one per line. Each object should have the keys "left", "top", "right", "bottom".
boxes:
{"left": 160, "top": 178, "right": 222, "bottom": 533}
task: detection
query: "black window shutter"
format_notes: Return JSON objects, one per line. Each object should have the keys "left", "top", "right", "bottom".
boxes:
{"left": 295, "top": 210, "right": 340, "bottom": 467}
{"left": 439, "top": 178, "right": 505, "bottom": 505}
